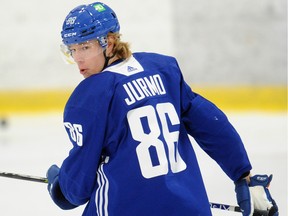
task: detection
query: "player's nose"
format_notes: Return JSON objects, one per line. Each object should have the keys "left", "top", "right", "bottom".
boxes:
{"left": 73, "top": 52, "right": 85, "bottom": 64}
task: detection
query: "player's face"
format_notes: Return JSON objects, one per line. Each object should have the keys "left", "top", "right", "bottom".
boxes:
{"left": 69, "top": 40, "right": 105, "bottom": 78}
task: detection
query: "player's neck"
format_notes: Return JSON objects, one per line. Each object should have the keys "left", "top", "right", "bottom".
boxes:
{"left": 107, "top": 56, "right": 120, "bottom": 67}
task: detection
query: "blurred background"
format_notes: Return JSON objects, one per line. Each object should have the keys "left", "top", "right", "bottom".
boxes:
{"left": 0, "top": 0, "right": 286, "bottom": 215}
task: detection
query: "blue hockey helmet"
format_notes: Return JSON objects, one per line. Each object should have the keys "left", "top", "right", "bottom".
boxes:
{"left": 61, "top": 2, "right": 120, "bottom": 47}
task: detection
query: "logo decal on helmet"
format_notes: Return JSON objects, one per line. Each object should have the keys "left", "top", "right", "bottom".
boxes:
{"left": 66, "top": 17, "right": 77, "bottom": 25}
{"left": 94, "top": 4, "right": 106, "bottom": 12}
{"left": 63, "top": 32, "right": 77, "bottom": 38}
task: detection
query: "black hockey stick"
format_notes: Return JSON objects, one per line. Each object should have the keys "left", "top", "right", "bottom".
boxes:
{"left": 0, "top": 171, "right": 242, "bottom": 212}
{"left": 0, "top": 171, "right": 48, "bottom": 183}
{"left": 0, "top": 171, "right": 269, "bottom": 215}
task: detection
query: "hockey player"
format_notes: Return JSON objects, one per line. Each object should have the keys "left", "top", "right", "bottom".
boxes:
{"left": 47, "top": 2, "right": 278, "bottom": 216}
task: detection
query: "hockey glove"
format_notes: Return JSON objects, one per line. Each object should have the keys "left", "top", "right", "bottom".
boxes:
{"left": 235, "top": 174, "right": 278, "bottom": 216}
{"left": 47, "top": 164, "right": 78, "bottom": 210}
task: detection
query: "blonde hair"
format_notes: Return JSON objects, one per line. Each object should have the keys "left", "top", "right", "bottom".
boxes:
{"left": 107, "top": 32, "right": 132, "bottom": 59}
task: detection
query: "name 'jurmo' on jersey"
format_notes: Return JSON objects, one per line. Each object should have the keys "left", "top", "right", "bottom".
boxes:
{"left": 123, "top": 74, "right": 167, "bottom": 105}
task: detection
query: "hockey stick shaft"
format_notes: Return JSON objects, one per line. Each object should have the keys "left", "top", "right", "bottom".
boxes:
{"left": 0, "top": 171, "right": 245, "bottom": 213}
{"left": 0, "top": 171, "right": 48, "bottom": 183}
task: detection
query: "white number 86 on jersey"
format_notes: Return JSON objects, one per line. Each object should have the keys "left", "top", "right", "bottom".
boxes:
{"left": 64, "top": 122, "right": 83, "bottom": 146}
{"left": 127, "top": 102, "right": 187, "bottom": 179}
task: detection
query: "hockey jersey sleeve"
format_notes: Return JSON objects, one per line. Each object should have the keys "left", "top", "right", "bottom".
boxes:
{"left": 58, "top": 74, "right": 114, "bottom": 206}
{"left": 180, "top": 77, "right": 252, "bottom": 182}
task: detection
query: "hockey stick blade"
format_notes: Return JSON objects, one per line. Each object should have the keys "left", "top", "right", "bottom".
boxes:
{"left": 210, "top": 202, "right": 242, "bottom": 212}
{"left": 210, "top": 202, "right": 270, "bottom": 215}
{"left": 0, "top": 171, "right": 48, "bottom": 183}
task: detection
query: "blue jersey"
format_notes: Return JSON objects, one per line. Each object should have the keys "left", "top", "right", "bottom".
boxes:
{"left": 59, "top": 52, "right": 251, "bottom": 216}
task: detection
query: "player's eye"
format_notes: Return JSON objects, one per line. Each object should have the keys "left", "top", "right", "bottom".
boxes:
{"left": 81, "top": 45, "right": 90, "bottom": 51}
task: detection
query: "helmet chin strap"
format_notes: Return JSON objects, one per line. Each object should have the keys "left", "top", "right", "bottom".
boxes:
{"left": 102, "top": 49, "right": 116, "bottom": 70}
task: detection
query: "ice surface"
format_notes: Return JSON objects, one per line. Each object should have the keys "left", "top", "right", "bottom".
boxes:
{"left": 0, "top": 112, "right": 286, "bottom": 215}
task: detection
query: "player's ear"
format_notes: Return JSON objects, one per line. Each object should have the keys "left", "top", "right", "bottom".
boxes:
{"left": 106, "top": 35, "right": 116, "bottom": 57}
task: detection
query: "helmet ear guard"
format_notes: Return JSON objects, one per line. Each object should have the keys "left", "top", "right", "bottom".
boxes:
{"left": 97, "top": 36, "right": 108, "bottom": 48}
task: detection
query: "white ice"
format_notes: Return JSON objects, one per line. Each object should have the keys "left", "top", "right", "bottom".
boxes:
{"left": 0, "top": 112, "right": 286, "bottom": 216}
